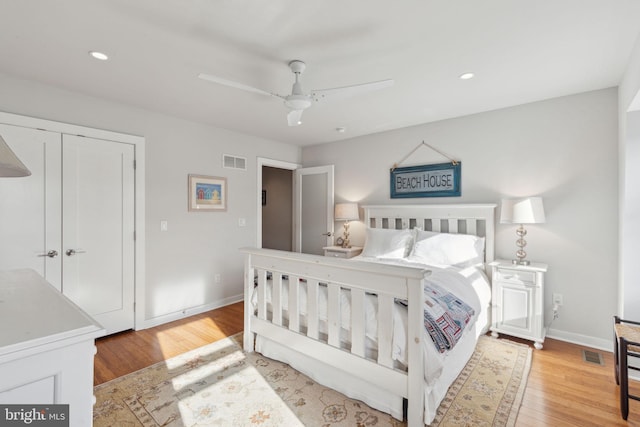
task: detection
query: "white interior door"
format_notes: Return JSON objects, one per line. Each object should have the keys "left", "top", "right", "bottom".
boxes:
{"left": 62, "top": 135, "right": 135, "bottom": 335}
{"left": 0, "top": 124, "right": 62, "bottom": 289}
{"left": 294, "top": 165, "right": 334, "bottom": 254}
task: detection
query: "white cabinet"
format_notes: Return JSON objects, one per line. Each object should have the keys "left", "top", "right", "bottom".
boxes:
{"left": 490, "top": 260, "right": 548, "bottom": 349}
{"left": 0, "top": 269, "right": 104, "bottom": 426}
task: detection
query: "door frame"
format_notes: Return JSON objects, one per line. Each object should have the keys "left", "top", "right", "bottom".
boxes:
{"left": 256, "top": 158, "right": 335, "bottom": 253}
{"left": 0, "top": 111, "right": 146, "bottom": 330}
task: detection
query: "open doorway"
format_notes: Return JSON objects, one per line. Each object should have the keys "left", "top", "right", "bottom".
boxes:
{"left": 262, "top": 165, "right": 293, "bottom": 251}
{"left": 256, "top": 158, "right": 334, "bottom": 254}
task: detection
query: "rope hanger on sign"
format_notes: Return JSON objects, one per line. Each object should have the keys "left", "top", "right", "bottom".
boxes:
{"left": 391, "top": 141, "right": 460, "bottom": 171}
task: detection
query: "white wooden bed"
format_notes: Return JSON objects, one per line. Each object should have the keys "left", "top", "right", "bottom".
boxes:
{"left": 242, "top": 204, "right": 496, "bottom": 426}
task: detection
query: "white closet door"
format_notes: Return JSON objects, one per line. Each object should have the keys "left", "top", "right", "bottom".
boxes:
{"left": 0, "top": 124, "right": 62, "bottom": 289}
{"left": 62, "top": 135, "right": 135, "bottom": 335}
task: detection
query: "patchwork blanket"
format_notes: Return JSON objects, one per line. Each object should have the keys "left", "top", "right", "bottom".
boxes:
{"left": 399, "top": 282, "right": 475, "bottom": 353}
{"left": 423, "top": 283, "right": 475, "bottom": 352}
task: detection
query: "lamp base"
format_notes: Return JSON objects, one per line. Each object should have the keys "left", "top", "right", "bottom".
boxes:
{"left": 512, "top": 259, "right": 531, "bottom": 266}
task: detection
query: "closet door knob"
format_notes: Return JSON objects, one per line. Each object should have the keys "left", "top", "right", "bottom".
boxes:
{"left": 37, "top": 250, "right": 58, "bottom": 258}
{"left": 66, "top": 249, "right": 87, "bottom": 256}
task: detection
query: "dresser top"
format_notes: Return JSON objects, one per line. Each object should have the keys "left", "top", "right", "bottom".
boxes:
{"left": 0, "top": 269, "right": 104, "bottom": 355}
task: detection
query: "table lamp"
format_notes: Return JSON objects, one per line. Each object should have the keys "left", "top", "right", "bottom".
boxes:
{"left": 500, "top": 197, "right": 545, "bottom": 265}
{"left": 334, "top": 202, "right": 359, "bottom": 248}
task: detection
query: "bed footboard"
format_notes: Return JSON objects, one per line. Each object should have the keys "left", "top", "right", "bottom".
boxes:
{"left": 241, "top": 247, "right": 429, "bottom": 426}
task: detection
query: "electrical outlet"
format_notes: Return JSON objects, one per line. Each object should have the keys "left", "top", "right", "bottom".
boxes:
{"left": 552, "top": 293, "right": 563, "bottom": 306}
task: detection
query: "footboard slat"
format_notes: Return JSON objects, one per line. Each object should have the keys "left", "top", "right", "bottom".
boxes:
{"left": 288, "top": 275, "right": 300, "bottom": 332}
{"left": 351, "top": 288, "right": 366, "bottom": 357}
{"left": 307, "top": 279, "right": 320, "bottom": 339}
{"left": 256, "top": 269, "right": 267, "bottom": 320}
{"left": 377, "top": 293, "right": 394, "bottom": 368}
{"left": 272, "top": 273, "right": 283, "bottom": 326}
{"left": 327, "top": 283, "right": 341, "bottom": 348}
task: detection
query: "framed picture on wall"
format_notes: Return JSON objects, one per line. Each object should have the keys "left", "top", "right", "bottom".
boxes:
{"left": 188, "top": 174, "right": 227, "bottom": 211}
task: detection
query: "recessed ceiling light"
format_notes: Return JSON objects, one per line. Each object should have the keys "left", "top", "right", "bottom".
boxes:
{"left": 459, "top": 72, "right": 475, "bottom": 80}
{"left": 336, "top": 127, "right": 346, "bottom": 133}
{"left": 89, "top": 51, "right": 109, "bottom": 61}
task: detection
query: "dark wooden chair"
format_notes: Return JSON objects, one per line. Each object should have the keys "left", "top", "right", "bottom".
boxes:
{"left": 614, "top": 316, "right": 640, "bottom": 420}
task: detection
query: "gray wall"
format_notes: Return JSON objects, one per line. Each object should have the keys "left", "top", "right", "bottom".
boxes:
{"left": 302, "top": 88, "right": 619, "bottom": 348}
{"left": 0, "top": 72, "right": 300, "bottom": 327}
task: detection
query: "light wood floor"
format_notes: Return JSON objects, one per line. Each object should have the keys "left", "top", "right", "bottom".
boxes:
{"left": 94, "top": 302, "right": 640, "bottom": 426}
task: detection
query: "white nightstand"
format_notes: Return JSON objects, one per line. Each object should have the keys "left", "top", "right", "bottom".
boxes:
{"left": 489, "top": 259, "right": 548, "bottom": 349}
{"left": 323, "top": 246, "right": 363, "bottom": 259}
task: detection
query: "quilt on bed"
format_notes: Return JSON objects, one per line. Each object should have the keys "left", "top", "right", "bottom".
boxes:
{"left": 397, "top": 282, "right": 475, "bottom": 353}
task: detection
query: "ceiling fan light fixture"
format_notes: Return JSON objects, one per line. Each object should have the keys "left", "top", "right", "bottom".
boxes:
{"left": 284, "top": 95, "right": 312, "bottom": 111}
{"left": 89, "top": 51, "right": 109, "bottom": 61}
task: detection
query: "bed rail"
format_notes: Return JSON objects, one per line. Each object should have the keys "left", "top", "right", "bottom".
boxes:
{"left": 241, "top": 247, "right": 428, "bottom": 426}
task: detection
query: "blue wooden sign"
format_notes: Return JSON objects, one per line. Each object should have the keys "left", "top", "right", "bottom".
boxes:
{"left": 390, "top": 162, "right": 461, "bottom": 198}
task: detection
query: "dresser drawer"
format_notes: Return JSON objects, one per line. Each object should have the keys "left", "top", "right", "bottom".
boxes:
{"left": 495, "top": 269, "right": 536, "bottom": 286}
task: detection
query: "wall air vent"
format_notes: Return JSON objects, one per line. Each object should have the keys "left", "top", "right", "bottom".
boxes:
{"left": 223, "top": 154, "right": 246, "bottom": 171}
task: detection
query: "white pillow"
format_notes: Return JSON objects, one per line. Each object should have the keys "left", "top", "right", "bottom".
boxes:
{"left": 360, "top": 228, "right": 414, "bottom": 259}
{"left": 408, "top": 229, "right": 485, "bottom": 267}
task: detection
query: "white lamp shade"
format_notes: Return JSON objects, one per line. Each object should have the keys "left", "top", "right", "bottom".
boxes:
{"left": 334, "top": 202, "right": 359, "bottom": 221}
{"left": 500, "top": 197, "right": 546, "bottom": 224}
{"left": 0, "top": 134, "right": 31, "bottom": 177}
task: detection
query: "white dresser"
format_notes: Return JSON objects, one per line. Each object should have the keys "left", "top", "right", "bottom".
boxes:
{"left": 0, "top": 269, "right": 105, "bottom": 426}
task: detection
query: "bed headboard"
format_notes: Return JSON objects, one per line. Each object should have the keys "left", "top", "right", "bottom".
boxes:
{"left": 362, "top": 204, "right": 497, "bottom": 264}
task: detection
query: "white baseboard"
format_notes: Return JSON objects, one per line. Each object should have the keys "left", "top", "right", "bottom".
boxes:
{"left": 546, "top": 327, "right": 612, "bottom": 352}
{"left": 136, "top": 294, "right": 243, "bottom": 331}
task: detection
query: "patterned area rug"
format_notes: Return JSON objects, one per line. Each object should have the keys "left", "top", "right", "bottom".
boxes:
{"left": 93, "top": 334, "right": 531, "bottom": 426}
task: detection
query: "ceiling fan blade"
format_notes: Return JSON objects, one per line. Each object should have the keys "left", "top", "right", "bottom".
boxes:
{"left": 287, "top": 109, "right": 304, "bottom": 127}
{"left": 198, "top": 73, "right": 283, "bottom": 100}
{"left": 311, "top": 79, "right": 394, "bottom": 103}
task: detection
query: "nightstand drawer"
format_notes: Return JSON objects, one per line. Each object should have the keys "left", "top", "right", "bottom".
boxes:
{"left": 495, "top": 269, "right": 536, "bottom": 286}
{"left": 322, "top": 246, "right": 362, "bottom": 259}
{"left": 325, "top": 250, "right": 348, "bottom": 258}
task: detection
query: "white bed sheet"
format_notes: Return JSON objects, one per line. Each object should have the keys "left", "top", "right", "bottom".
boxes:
{"left": 251, "top": 257, "right": 491, "bottom": 387}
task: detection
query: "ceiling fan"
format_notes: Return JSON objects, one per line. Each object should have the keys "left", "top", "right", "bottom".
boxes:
{"left": 198, "top": 60, "right": 394, "bottom": 127}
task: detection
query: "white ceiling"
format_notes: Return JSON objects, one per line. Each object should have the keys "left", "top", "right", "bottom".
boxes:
{"left": 1, "top": 1, "right": 640, "bottom": 147}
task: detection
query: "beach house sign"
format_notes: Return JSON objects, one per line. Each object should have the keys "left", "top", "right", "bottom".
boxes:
{"left": 390, "top": 162, "right": 461, "bottom": 198}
